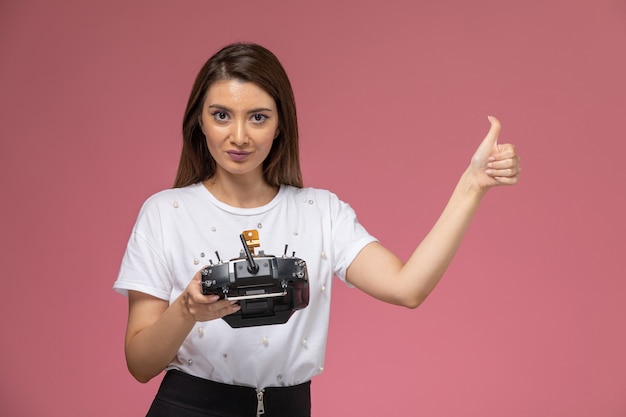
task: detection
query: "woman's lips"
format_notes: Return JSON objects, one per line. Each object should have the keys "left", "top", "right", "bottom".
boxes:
{"left": 226, "top": 150, "right": 251, "bottom": 162}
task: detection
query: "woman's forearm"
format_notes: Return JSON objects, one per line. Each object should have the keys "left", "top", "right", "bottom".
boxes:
{"left": 397, "top": 168, "right": 486, "bottom": 306}
{"left": 125, "top": 293, "right": 196, "bottom": 383}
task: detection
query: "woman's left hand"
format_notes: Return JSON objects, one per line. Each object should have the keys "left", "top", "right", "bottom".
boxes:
{"left": 469, "top": 116, "right": 521, "bottom": 190}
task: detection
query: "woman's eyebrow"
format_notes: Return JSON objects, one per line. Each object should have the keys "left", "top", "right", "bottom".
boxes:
{"left": 208, "top": 104, "right": 275, "bottom": 114}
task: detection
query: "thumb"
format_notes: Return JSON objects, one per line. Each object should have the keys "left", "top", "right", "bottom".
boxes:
{"left": 471, "top": 115, "right": 501, "bottom": 166}
{"left": 481, "top": 115, "right": 501, "bottom": 152}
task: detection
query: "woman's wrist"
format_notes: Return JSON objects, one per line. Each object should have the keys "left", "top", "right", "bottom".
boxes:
{"left": 459, "top": 166, "right": 489, "bottom": 200}
{"left": 175, "top": 291, "right": 197, "bottom": 325}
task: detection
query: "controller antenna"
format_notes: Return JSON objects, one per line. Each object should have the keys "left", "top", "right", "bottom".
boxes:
{"left": 240, "top": 233, "right": 259, "bottom": 274}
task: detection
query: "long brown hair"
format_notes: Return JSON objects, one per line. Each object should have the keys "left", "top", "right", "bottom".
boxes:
{"left": 174, "top": 43, "right": 302, "bottom": 188}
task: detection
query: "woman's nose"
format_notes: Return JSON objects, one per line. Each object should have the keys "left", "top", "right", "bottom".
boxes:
{"left": 230, "top": 121, "right": 248, "bottom": 146}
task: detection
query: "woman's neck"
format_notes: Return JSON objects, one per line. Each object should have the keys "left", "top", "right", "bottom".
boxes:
{"left": 202, "top": 174, "right": 279, "bottom": 208}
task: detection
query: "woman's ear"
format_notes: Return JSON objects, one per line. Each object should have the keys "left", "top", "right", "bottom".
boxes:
{"left": 274, "top": 127, "right": 280, "bottom": 139}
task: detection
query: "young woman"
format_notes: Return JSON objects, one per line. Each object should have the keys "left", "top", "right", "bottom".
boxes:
{"left": 114, "top": 43, "right": 520, "bottom": 417}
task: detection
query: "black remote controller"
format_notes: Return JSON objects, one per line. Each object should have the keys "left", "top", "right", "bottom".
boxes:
{"left": 201, "top": 233, "right": 309, "bottom": 328}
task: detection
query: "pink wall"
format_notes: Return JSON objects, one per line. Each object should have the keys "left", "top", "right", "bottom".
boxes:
{"left": 1, "top": 0, "right": 625, "bottom": 415}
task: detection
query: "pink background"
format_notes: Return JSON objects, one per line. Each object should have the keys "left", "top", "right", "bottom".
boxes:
{"left": 1, "top": 0, "right": 625, "bottom": 415}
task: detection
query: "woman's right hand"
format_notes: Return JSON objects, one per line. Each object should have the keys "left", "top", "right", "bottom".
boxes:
{"left": 181, "top": 269, "right": 241, "bottom": 322}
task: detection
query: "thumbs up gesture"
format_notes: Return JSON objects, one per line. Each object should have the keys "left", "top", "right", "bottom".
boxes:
{"left": 469, "top": 116, "right": 521, "bottom": 190}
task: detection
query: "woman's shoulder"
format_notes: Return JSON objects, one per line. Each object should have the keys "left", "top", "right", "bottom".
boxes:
{"left": 281, "top": 185, "right": 338, "bottom": 200}
{"left": 138, "top": 183, "right": 204, "bottom": 211}
{"left": 279, "top": 186, "right": 351, "bottom": 215}
{"left": 279, "top": 185, "right": 343, "bottom": 205}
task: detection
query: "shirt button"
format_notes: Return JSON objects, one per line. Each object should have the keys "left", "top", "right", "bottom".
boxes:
{"left": 187, "top": 359, "right": 193, "bottom": 365}
{"left": 262, "top": 337, "right": 269, "bottom": 347}
{"left": 172, "top": 202, "right": 179, "bottom": 208}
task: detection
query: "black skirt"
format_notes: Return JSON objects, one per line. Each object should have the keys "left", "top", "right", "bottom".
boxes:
{"left": 146, "top": 370, "right": 311, "bottom": 417}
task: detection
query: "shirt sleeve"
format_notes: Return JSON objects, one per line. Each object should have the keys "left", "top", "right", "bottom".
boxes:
{"left": 113, "top": 197, "right": 173, "bottom": 300}
{"left": 328, "top": 192, "right": 378, "bottom": 282}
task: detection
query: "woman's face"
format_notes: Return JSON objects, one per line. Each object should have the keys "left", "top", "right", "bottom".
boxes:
{"left": 200, "top": 79, "right": 279, "bottom": 181}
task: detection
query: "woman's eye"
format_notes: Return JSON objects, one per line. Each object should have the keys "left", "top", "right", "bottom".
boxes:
{"left": 212, "top": 111, "right": 229, "bottom": 122}
{"left": 251, "top": 114, "right": 268, "bottom": 123}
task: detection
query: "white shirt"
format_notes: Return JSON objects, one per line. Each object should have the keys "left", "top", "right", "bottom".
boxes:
{"left": 114, "top": 183, "right": 377, "bottom": 388}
